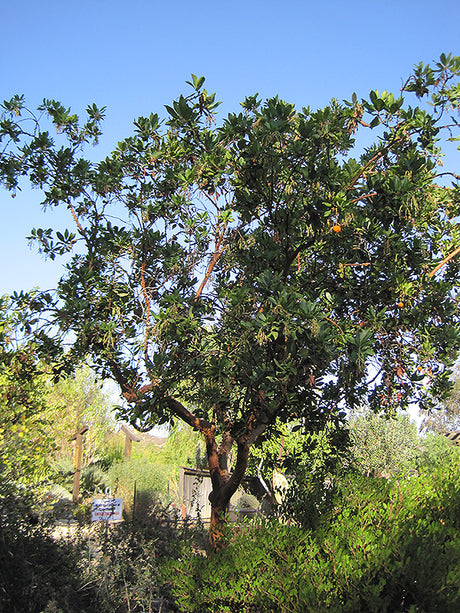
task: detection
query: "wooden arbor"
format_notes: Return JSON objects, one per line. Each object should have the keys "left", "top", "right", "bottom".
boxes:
{"left": 120, "top": 424, "right": 141, "bottom": 460}
{"left": 69, "top": 423, "right": 140, "bottom": 504}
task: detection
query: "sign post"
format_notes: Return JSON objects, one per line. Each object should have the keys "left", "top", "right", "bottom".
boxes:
{"left": 91, "top": 497, "right": 123, "bottom": 522}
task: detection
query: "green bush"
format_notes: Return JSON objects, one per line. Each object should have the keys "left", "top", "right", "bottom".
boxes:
{"left": 98, "top": 434, "right": 124, "bottom": 470}
{"left": 51, "top": 457, "right": 111, "bottom": 500}
{"left": 348, "top": 412, "right": 420, "bottom": 477}
{"left": 0, "top": 480, "right": 97, "bottom": 613}
{"left": 162, "top": 463, "right": 460, "bottom": 612}
{"left": 415, "top": 432, "right": 460, "bottom": 472}
{"left": 82, "top": 517, "right": 181, "bottom": 613}
{"left": 108, "top": 458, "right": 170, "bottom": 518}
{"left": 4, "top": 461, "right": 459, "bottom": 612}
{"left": 0, "top": 474, "right": 181, "bottom": 612}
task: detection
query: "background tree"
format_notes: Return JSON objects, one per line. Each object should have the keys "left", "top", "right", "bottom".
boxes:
{"left": 0, "top": 296, "right": 56, "bottom": 484}
{"left": 348, "top": 410, "right": 420, "bottom": 476}
{"left": 421, "top": 365, "right": 460, "bottom": 434}
{"left": 1, "top": 56, "right": 460, "bottom": 547}
{"left": 46, "top": 364, "right": 116, "bottom": 467}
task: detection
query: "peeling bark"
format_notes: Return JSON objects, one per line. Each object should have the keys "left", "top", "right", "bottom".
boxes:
{"left": 108, "top": 362, "right": 263, "bottom": 550}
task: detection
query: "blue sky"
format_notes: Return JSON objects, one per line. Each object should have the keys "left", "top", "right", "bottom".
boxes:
{"left": 1, "top": 0, "right": 459, "bottom": 295}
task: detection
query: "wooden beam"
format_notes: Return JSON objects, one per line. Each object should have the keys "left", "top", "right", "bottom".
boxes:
{"left": 445, "top": 431, "right": 460, "bottom": 446}
{"left": 120, "top": 424, "right": 141, "bottom": 460}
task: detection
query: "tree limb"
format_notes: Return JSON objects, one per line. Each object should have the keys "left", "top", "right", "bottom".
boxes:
{"left": 429, "top": 245, "right": 460, "bottom": 278}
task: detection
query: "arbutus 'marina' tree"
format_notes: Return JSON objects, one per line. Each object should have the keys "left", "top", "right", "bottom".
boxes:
{"left": 1, "top": 56, "right": 460, "bottom": 549}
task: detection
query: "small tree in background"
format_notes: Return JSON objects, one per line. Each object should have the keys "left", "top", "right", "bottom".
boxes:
{"left": 46, "top": 364, "right": 116, "bottom": 467}
{"left": 421, "top": 366, "right": 460, "bottom": 434}
{"left": 348, "top": 410, "right": 420, "bottom": 476}
{"left": 1, "top": 55, "right": 460, "bottom": 547}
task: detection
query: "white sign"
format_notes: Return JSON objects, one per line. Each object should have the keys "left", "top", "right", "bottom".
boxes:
{"left": 91, "top": 497, "right": 123, "bottom": 522}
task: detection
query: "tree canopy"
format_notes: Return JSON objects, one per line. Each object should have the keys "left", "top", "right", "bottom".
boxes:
{"left": 421, "top": 365, "right": 460, "bottom": 434}
{"left": 0, "top": 298, "right": 55, "bottom": 483}
{"left": 1, "top": 55, "right": 459, "bottom": 545}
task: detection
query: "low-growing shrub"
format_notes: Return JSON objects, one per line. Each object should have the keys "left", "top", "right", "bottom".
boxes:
{"left": 0, "top": 477, "right": 182, "bottom": 612}
{"left": 162, "top": 463, "right": 460, "bottom": 612}
{"left": 3, "top": 445, "right": 460, "bottom": 612}
{"left": 0, "top": 480, "right": 96, "bottom": 613}
{"left": 52, "top": 457, "right": 111, "bottom": 499}
{"left": 82, "top": 519, "right": 181, "bottom": 612}
{"left": 107, "top": 458, "right": 170, "bottom": 519}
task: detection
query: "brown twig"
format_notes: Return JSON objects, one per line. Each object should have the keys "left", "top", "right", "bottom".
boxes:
{"left": 350, "top": 192, "right": 378, "bottom": 204}
{"left": 324, "top": 317, "right": 345, "bottom": 334}
{"left": 428, "top": 245, "right": 460, "bottom": 278}
{"left": 347, "top": 151, "right": 385, "bottom": 191}
{"left": 194, "top": 224, "right": 227, "bottom": 300}
{"left": 68, "top": 203, "right": 87, "bottom": 238}
{"left": 140, "top": 258, "right": 150, "bottom": 356}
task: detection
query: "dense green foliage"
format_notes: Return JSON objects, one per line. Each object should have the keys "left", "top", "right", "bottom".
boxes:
{"left": 348, "top": 411, "right": 420, "bottom": 476}
{"left": 0, "top": 295, "right": 121, "bottom": 494}
{"left": 163, "top": 461, "right": 460, "bottom": 612}
{"left": 1, "top": 59, "right": 460, "bottom": 612}
{"left": 2, "top": 442, "right": 460, "bottom": 612}
{"left": 0, "top": 298, "right": 56, "bottom": 484}
{"left": 0, "top": 481, "right": 95, "bottom": 613}
{"left": 1, "top": 56, "right": 459, "bottom": 540}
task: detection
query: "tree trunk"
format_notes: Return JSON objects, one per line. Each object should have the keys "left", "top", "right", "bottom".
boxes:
{"left": 208, "top": 492, "right": 231, "bottom": 551}
{"left": 114, "top": 384, "right": 262, "bottom": 551}
{"left": 206, "top": 433, "right": 253, "bottom": 551}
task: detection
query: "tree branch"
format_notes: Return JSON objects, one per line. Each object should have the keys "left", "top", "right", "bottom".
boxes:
{"left": 164, "top": 396, "right": 213, "bottom": 432}
{"left": 224, "top": 438, "right": 250, "bottom": 500}
{"left": 347, "top": 151, "right": 385, "bottom": 191}
{"left": 429, "top": 245, "right": 460, "bottom": 278}
{"left": 217, "top": 430, "right": 234, "bottom": 477}
{"left": 194, "top": 224, "right": 227, "bottom": 300}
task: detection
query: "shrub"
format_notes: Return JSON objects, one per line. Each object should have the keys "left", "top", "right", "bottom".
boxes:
{"left": 107, "top": 458, "right": 170, "bottom": 519}
{"left": 98, "top": 434, "right": 124, "bottom": 470}
{"left": 51, "top": 457, "right": 111, "bottom": 500}
{"left": 0, "top": 480, "right": 96, "bottom": 613}
{"left": 82, "top": 518, "right": 180, "bottom": 613}
{"left": 415, "top": 432, "right": 460, "bottom": 472}
{"left": 0, "top": 475, "right": 181, "bottom": 612}
{"left": 162, "top": 463, "right": 460, "bottom": 612}
{"left": 347, "top": 411, "right": 420, "bottom": 477}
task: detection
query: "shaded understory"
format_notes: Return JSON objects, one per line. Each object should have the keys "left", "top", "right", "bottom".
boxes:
{"left": 2, "top": 459, "right": 460, "bottom": 613}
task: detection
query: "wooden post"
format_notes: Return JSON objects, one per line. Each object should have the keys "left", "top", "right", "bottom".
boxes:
{"left": 120, "top": 424, "right": 140, "bottom": 460}
{"left": 179, "top": 467, "right": 187, "bottom": 519}
{"left": 70, "top": 425, "right": 89, "bottom": 504}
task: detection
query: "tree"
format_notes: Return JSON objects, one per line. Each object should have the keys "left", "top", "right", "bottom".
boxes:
{"left": 1, "top": 56, "right": 459, "bottom": 548}
{"left": 0, "top": 296, "right": 56, "bottom": 484}
{"left": 348, "top": 410, "right": 420, "bottom": 476}
{"left": 45, "top": 364, "right": 116, "bottom": 467}
{"left": 421, "top": 365, "right": 460, "bottom": 434}
{"left": 0, "top": 300, "right": 113, "bottom": 486}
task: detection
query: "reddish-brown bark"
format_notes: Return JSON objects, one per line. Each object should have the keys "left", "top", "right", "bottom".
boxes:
{"left": 111, "top": 364, "right": 265, "bottom": 550}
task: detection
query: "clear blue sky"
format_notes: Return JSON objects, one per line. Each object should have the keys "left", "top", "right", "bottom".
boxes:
{"left": 1, "top": 0, "right": 459, "bottom": 295}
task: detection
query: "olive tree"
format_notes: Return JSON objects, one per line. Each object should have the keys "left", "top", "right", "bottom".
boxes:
{"left": 1, "top": 55, "right": 459, "bottom": 547}
{"left": 421, "top": 365, "right": 460, "bottom": 434}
